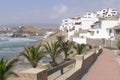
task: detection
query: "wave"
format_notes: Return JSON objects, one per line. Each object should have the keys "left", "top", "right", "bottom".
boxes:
{"left": 0, "top": 36, "right": 42, "bottom": 59}
{"left": 0, "top": 37, "right": 37, "bottom": 42}
{"left": 8, "top": 38, "right": 37, "bottom": 42}
{"left": 0, "top": 37, "right": 9, "bottom": 41}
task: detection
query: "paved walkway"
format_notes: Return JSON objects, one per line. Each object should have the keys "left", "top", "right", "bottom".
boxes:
{"left": 83, "top": 48, "right": 120, "bottom": 80}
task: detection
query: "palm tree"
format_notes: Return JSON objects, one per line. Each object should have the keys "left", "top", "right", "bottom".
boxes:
{"left": 44, "top": 42, "right": 61, "bottom": 67}
{"left": 60, "top": 40, "right": 73, "bottom": 61}
{"left": 56, "top": 35, "right": 64, "bottom": 45}
{"left": 0, "top": 57, "right": 18, "bottom": 80}
{"left": 22, "top": 45, "right": 44, "bottom": 68}
{"left": 73, "top": 44, "right": 86, "bottom": 55}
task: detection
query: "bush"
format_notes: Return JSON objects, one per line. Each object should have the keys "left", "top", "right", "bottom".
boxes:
{"left": 117, "top": 40, "right": 120, "bottom": 50}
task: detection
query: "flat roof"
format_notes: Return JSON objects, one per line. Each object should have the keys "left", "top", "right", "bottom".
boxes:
{"left": 107, "top": 25, "right": 120, "bottom": 30}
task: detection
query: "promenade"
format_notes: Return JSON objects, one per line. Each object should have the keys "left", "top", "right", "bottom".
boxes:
{"left": 82, "top": 48, "right": 120, "bottom": 80}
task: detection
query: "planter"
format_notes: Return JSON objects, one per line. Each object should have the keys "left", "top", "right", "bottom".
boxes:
{"left": 75, "top": 55, "right": 84, "bottom": 68}
{"left": 64, "top": 58, "right": 71, "bottom": 61}
{"left": 75, "top": 55, "right": 84, "bottom": 61}
{"left": 50, "top": 61, "right": 58, "bottom": 67}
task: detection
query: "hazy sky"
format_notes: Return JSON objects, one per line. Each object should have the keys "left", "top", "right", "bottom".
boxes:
{"left": 0, "top": 0, "right": 120, "bottom": 26}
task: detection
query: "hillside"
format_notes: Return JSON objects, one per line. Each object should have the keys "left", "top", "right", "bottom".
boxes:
{"left": 12, "top": 26, "right": 59, "bottom": 37}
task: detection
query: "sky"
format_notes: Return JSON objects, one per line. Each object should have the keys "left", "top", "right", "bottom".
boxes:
{"left": 0, "top": 0, "right": 120, "bottom": 26}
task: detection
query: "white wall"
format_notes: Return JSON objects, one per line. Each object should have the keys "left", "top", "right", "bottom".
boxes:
{"left": 81, "top": 18, "right": 98, "bottom": 29}
{"left": 96, "top": 8, "right": 118, "bottom": 18}
{"left": 73, "top": 38, "right": 86, "bottom": 44}
{"left": 60, "top": 18, "right": 82, "bottom": 31}
{"left": 60, "top": 19, "right": 74, "bottom": 31}
{"left": 83, "top": 12, "right": 97, "bottom": 18}
{"left": 101, "top": 20, "right": 119, "bottom": 38}
{"left": 68, "top": 31, "right": 74, "bottom": 40}
{"left": 74, "top": 19, "right": 81, "bottom": 31}
{"left": 89, "top": 20, "right": 119, "bottom": 39}
{"left": 79, "top": 33, "right": 90, "bottom": 38}
{"left": 101, "top": 20, "right": 119, "bottom": 29}
{"left": 88, "top": 29, "right": 110, "bottom": 39}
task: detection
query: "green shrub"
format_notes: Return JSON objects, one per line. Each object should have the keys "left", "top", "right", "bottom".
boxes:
{"left": 117, "top": 40, "right": 120, "bottom": 50}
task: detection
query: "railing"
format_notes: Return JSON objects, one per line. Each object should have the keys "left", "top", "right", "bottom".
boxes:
{"left": 47, "top": 59, "right": 75, "bottom": 76}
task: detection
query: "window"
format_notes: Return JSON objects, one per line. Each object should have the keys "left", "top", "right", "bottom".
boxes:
{"left": 103, "top": 13, "right": 106, "bottom": 15}
{"left": 116, "top": 30, "right": 120, "bottom": 35}
{"left": 97, "top": 30, "right": 99, "bottom": 34}
{"left": 91, "top": 31, "right": 94, "bottom": 35}
{"left": 88, "top": 13, "right": 91, "bottom": 15}
{"left": 113, "top": 12, "right": 116, "bottom": 14}
{"left": 75, "top": 22, "right": 81, "bottom": 25}
{"left": 109, "top": 30, "right": 112, "bottom": 35}
{"left": 109, "top": 30, "right": 112, "bottom": 33}
{"left": 103, "top": 10, "right": 106, "bottom": 12}
{"left": 108, "top": 14, "right": 111, "bottom": 16}
{"left": 65, "top": 20, "right": 68, "bottom": 22}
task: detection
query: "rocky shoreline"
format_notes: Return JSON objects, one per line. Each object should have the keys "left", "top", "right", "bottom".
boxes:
{"left": 0, "top": 26, "right": 58, "bottom": 37}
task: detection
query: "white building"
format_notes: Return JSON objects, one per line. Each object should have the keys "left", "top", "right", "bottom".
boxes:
{"left": 107, "top": 25, "right": 120, "bottom": 37}
{"left": 96, "top": 8, "right": 118, "bottom": 18}
{"left": 89, "top": 19, "right": 120, "bottom": 39}
{"left": 60, "top": 17, "right": 81, "bottom": 32}
{"left": 59, "top": 8, "right": 120, "bottom": 44}
{"left": 80, "top": 17, "right": 99, "bottom": 30}
{"left": 83, "top": 12, "right": 97, "bottom": 18}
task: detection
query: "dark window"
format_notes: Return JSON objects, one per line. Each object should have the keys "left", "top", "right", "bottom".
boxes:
{"left": 75, "top": 22, "right": 81, "bottom": 25}
{"left": 112, "top": 12, "right": 116, "bottom": 14}
{"left": 97, "top": 30, "right": 99, "bottom": 33}
{"left": 103, "top": 10, "right": 106, "bottom": 12}
{"left": 109, "top": 30, "right": 112, "bottom": 33}
{"left": 109, "top": 30, "right": 112, "bottom": 35}
{"left": 103, "top": 13, "right": 106, "bottom": 15}
{"left": 108, "top": 14, "right": 111, "bottom": 16}
{"left": 88, "top": 13, "right": 91, "bottom": 15}
{"left": 65, "top": 20, "right": 68, "bottom": 22}
{"left": 116, "top": 30, "right": 120, "bottom": 35}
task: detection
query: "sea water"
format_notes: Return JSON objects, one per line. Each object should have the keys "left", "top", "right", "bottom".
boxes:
{"left": 0, "top": 36, "right": 42, "bottom": 59}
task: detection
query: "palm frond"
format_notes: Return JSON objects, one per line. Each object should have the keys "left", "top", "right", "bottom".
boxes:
{"left": 60, "top": 40, "right": 73, "bottom": 61}
{"left": 6, "top": 58, "right": 18, "bottom": 73}
{"left": 22, "top": 44, "right": 44, "bottom": 68}
{"left": 44, "top": 42, "right": 60, "bottom": 62}
{"left": 0, "top": 57, "right": 18, "bottom": 80}
{"left": 73, "top": 44, "right": 87, "bottom": 55}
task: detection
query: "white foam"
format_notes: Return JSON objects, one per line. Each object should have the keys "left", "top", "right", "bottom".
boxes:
{"left": 8, "top": 38, "right": 37, "bottom": 42}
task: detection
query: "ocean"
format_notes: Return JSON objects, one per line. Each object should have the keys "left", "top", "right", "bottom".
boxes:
{"left": 0, "top": 36, "right": 42, "bottom": 59}
{"left": 0, "top": 36, "right": 63, "bottom": 72}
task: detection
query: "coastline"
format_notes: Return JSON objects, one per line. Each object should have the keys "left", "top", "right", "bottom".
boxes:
{"left": 8, "top": 31, "right": 73, "bottom": 80}
{"left": 0, "top": 36, "right": 41, "bottom": 59}
{"left": 11, "top": 31, "right": 67, "bottom": 73}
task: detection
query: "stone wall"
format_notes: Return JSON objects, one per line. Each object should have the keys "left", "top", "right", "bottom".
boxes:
{"left": 15, "top": 48, "right": 102, "bottom": 80}
{"left": 105, "top": 39, "right": 117, "bottom": 48}
{"left": 81, "top": 52, "right": 96, "bottom": 75}
{"left": 86, "top": 38, "right": 105, "bottom": 47}
{"left": 56, "top": 48, "right": 102, "bottom": 80}
{"left": 87, "top": 38, "right": 118, "bottom": 49}
{"left": 19, "top": 68, "right": 47, "bottom": 80}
